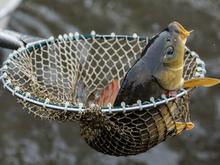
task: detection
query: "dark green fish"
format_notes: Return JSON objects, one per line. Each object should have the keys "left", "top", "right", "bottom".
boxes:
{"left": 96, "top": 22, "right": 220, "bottom": 107}
{"left": 114, "top": 22, "right": 190, "bottom": 106}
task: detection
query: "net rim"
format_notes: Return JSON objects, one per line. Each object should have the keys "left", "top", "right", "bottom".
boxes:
{"left": 0, "top": 33, "right": 206, "bottom": 113}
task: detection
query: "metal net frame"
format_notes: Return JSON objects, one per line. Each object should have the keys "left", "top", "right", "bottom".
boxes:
{"left": 0, "top": 32, "right": 206, "bottom": 156}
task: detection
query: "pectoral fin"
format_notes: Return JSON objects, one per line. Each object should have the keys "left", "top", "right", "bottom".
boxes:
{"left": 96, "top": 79, "right": 120, "bottom": 106}
{"left": 184, "top": 77, "right": 220, "bottom": 88}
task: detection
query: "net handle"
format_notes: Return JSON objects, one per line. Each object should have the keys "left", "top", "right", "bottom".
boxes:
{"left": 0, "top": 30, "right": 42, "bottom": 79}
{"left": 0, "top": 30, "right": 42, "bottom": 50}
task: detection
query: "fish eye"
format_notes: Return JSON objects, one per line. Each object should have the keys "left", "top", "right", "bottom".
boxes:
{"left": 165, "top": 46, "right": 174, "bottom": 56}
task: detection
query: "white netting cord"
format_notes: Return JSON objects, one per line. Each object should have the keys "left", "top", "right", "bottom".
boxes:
{"left": 0, "top": 33, "right": 207, "bottom": 156}
{"left": 0, "top": 33, "right": 205, "bottom": 114}
{"left": 81, "top": 36, "right": 147, "bottom": 105}
{"left": 0, "top": 65, "right": 8, "bottom": 80}
{"left": 2, "top": 34, "right": 148, "bottom": 108}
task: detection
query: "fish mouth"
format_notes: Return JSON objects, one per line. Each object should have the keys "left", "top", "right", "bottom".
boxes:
{"left": 172, "top": 21, "right": 193, "bottom": 44}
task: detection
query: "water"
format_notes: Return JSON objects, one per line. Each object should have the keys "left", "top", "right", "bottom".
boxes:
{"left": 0, "top": 0, "right": 220, "bottom": 164}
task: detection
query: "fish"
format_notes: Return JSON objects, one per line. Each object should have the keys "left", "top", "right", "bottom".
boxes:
{"left": 114, "top": 21, "right": 190, "bottom": 106}
{"left": 96, "top": 22, "right": 220, "bottom": 109}
{"left": 95, "top": 22, "right": 220, "bottom": 132}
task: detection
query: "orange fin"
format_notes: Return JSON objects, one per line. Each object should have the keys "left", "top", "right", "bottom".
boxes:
{"left": 184, "top": 77, "right": 220, "bottom": 88}
{"left": 96, "top": 79, "right": 120, "bottom": 106}
{"left": 175, "top": 122, "right": 194, "bottom": 134}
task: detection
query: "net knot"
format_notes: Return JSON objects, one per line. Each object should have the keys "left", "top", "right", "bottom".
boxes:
{"left": 2, "top": 72, "right": 7, "bottom": 79}
{"left": 181, "top": 88, "right": 188, "bottom": 95}
{"left": 196, "top": 58, "right": 205, "bottom": 67}
{"left": 74, "top": 32, "right": 80, "bottom": 40}
{"left": 43, "top": 98, "right": 50, "bottom": 108}
{"left": 68, "top": 33, "right": 73, "bottom": 38}
{"left": 49, "top": 36, "right": 55, "bottom": 41}
{"left": 137, "top": 100, "right": 143, "bottom": 110}
{"left": 13, "top": 86, "right": 20, "bottom": 95}
{"left": 161, "top": 94, "right": 169, "bottom": 104}
{"left": 111, "top": 32, "right": 116, "bottom": 38}
{"left": 63, "top": 34, "right": 68, "bottom": 40}
{"left": 195, "top": 72, "right": 204, "bottom": 78}
{"left": 0, "top": 70, "right": 6, "bottom": 80}
{"left": 90, "top": 30, "right": 96, "bottom": 36}
{"left": 4, "top": 79, "right": 11, "bottom": 88}
{"left": 64, "top": 102, "right": 70, "bottom": 112}
{"left": 121, "top": 102, "right": 126, "bottom": 112}
{"left": 196, "top": 67, "right": 206, "bottom": 75}
{"left": 2, "top": 65, "right": 8, "bottom": 70}
{"left": 78, "top": 103, "right": 84, "bottom": 111}
{"left": 150, "top": 97, "right": 156, "bottom": 107}
{"left": 23, "top": 92, "right": 31, "bottom": 101}
{"left": 107, "top": 103, "right": 112, "bottom": 113}
{"left": 132, "top": 33, "right": 138, "bottom": 38}
{"left": 191, "top": 51, "right": 199, "bottom": 58}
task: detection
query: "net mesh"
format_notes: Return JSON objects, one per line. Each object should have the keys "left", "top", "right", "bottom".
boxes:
{"left": 2, "top": 34, "right": 202, "bottom": 156}
{"left": 6, "top": 35, "right": 147, "bottom": 106}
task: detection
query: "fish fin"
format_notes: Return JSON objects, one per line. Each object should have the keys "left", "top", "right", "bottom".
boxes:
{"left": 184, "top": 77, "right": 220, "bottom": 88}
{"left": 96, "top": 79, "right": 120, "bottom": 106}
{"left": 175, "top": 122, "right": 194, "bottom": 134}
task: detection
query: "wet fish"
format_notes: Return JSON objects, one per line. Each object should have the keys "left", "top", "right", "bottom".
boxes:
{"left": 96, "top": 22, "right": 220, "bottom": 109}
{"left": 114, "top": 21, "right": 190, "bottom": 106}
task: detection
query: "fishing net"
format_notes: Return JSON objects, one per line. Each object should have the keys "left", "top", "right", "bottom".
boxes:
{"left": 0, "top": 32, "right": 206, "bottom": 156}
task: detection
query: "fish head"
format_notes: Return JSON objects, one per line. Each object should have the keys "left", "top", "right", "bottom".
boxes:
{"left": 163, "top": 21, "right": 191, "bottom": 68}
{"left": 153, "top": 22, "right": 192, "bottom": 90}
{"left": 167, "top": 21, "right": 192, "bottom": 44}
